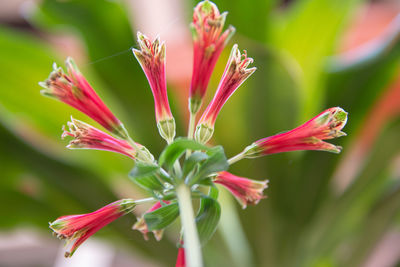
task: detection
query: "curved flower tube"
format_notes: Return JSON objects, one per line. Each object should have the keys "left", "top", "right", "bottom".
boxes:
{"left": 195, "top": 44, "right": 256, "bottom": 143}
{"left": 62, "top": 117, "right": 143, "bottom": 160}
{"left": 132, "top": 200, "right": 170, "bottom": 241}
{"left": 243, "top": 107, "right": 348, "bottom": 157}
{"left": 132, "top": 32, "right": 176, "bottom": 143}
{"left": 189, "top": 0, "right": 235, "bottom": 114}
{"left": 214, "top": 171, "right": 268, "bottom": 209}
{"left": 49, "top": 199, "right": 136, "bottom": 257}
{"left": 39, "top": 58, "right": 128, "bottom": 139}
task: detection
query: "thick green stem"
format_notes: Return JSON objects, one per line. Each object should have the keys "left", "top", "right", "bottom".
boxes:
{"left": 176, "top": 184, "right": 203, "bottom": 267}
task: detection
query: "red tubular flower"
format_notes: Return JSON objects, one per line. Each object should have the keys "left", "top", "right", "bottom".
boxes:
{"left": 243, "top": 107, "right": 348, "bottom": 157}
{"left": 195, "top": 44, "right": 256, "bottom": 143}
{"left": 214, "top": 171, "right": 268, "bottom": 209}
{"left": 132, "top": 201, "right": 170, "bottom": 241}
{"left": 132, "top": 32, "right": 176, "bottom": 143}
{"left": 49, "top": 199, "right": 136, "bottom": 257}
{"left": 39, "top": 58, "right": 128, "bottom": 139}
{"left": 62, "top": 117, "right": 138, "bottom": 159}
{"left": 189, "top": 0, "right": 235, "bottom": 114}
{"left": 175, "top": 246, "right": 186, "bottom": 267}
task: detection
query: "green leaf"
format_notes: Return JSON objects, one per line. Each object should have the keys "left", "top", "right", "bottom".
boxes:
{"left": 129, "top": 162, "right": 160, "bottom": 178}
{"left": 208, "top": 186, "right": 219, "bottom": 200}
{"left": 196, "top": 197, "right": 221, "bottom": 246}
{"left": 191, "top": 146, "right": 229, "bottom": 185}
{"left": 159, "top": 138, "right": 210, "bottom": 170}
{"left": 144, "top": 202, "right": 179, "bottom": 231}
{"left": 182, "top": 151, "right": 209, "bottom": 177}
{"left": 129, "top": 163, "right": 163, "bottom": 191}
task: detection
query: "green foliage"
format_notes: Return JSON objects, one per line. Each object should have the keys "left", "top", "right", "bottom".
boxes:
{"left": 129, "top": 163, "right": 164, "bottom": 192}
{"left": 190, "top": 146, "right": 229, "bottom": 185}
{"left": 196, "top": 188, "right": 221, "bottom": 245}
{"left": 183, "top": 151, "right": 209, "bottom": 177}
{"left": 159, "top": 138, "right": 210, "bottom": 171}
{"left": 144, "top": 202, "right": 180, "bottom": 231}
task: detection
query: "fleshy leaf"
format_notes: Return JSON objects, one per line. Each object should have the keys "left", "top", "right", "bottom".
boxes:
{"left": 182, "top": 151, "right": 209, "bottom": 178}
{"left": 129, "top": 162, "right": 163, "bottom": 191}
{"left": 190, "top": 146, "right": 229, "bottom": 185}
{"left": 144, "top": 202, "right": 180, "bottom": 231}
{"left": 159, "top": 138, "right": 210, "bottom": 171}
{"left": 196, "top": 196, "right": 221, "bottom": 246}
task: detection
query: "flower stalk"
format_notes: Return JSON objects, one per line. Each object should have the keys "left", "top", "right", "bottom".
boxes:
{"left": 186, "top": 112, "right": 197, "bottom": 158}
{"left": 227, "top": 151, "right": 246, "bottom": 165}
{"left": 176, "top": 184, "right": 203, "bottom": 267}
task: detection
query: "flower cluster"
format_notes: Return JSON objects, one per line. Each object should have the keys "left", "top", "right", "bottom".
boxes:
{"left": 41, "top": 1, "right": 347, "bottom": 266}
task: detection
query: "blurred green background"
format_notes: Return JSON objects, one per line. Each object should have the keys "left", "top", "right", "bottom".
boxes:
{"left": 1, "top": 0, "right": 400, "bottom": 266}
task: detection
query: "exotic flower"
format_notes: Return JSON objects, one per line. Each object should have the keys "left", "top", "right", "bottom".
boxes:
{"left": 39, "top": 58, "right": 128, "bottom": 139}
{"left": 133, "top": 200, "right": 170, "bottom": 241}
{"left": 132, "top": 32, "right": 176, "bottom": 143}
{"left": 41, "top": 1, "right": 348, "bottom": 265}
{"left": 214, "top": 171, "right": 268, "bottom": 209}
{"left": 189, "top": 0, "right": 235, "bottom": 114}
{"left": 195, "top": 44, "right": 256, "bottom": 143}
{"left": 49, "top": 199, "right": 136, "bottom": 257}
{"left": 242, "top": 107, "right": 348, "bottom": 157}
{"left": 62, "top": 117, "right": 141, "bottom": 160}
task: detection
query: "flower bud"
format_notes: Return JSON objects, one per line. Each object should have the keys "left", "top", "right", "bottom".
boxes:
{"left": 243, "top": 107, "right": 348, "bottom": 157}
{"left": 40, "top": 58, "right": 128, "bottom": 139}
{"left": 189, "top": 0, "right": 235, "bottom": 114}
{"left": 132, "top": 201, "right": 170, "bottom": 241}
{"left": 214, "top": 171, "right": 268, "bottom": 209}
{"left": 62, "top": 117, "right": 154, "bottom": 162}
{"left": 195, "top": 45, "right": 256, "bottom": 143}
{"left": 175, "top": 245, "right": 186, "bottom": 267}
{"left": 132, "top": 32, "right": 176, "bottom": 143}
{"left": 50, "top": 199, "right": 135, "bottom": 257}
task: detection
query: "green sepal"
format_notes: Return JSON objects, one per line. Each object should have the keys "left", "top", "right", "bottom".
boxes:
{"left": 144, "top": 202, "right": 180, "bottom": 231}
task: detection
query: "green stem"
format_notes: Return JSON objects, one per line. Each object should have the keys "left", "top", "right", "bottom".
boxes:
{"left": 227, "top": 151, "right": 246, "bottom": 165}
{"left": 134, "top": 197, "right": 156, "bottom": 204}
{"left": 186, "top": 112, "right": 197, "bottom": 158}
{"left": 173, "top": 161, "right": 182, "bottom": 178}
{"left": 176, "top": 184, "right": 203, "bottom": 267}
{"left": 188, "top": 112, "right": 197, "bottom": 140}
